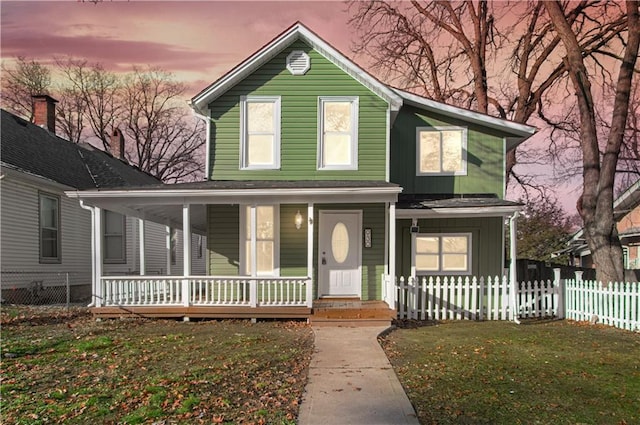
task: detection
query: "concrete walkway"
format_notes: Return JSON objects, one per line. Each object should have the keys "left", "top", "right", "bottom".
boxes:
{"left": 297, "top": 326, "right": 420, "bottom": 425}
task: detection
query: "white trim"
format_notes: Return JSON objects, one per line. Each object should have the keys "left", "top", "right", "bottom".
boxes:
{"left": 139, "top": 218, "right": 146, "bottom": 275}
{"left": 392, "top": 87, "right": 536, "bottom": 149}
{"left": 66, "top": 186, "right": 401, "bottom": 207}
{"left": 317, "top": 96, "right": 359, "bottom": 170}
{"left": 94, "top": 207, "right": 103, "bottom": 307}
{"left": 240, "top": 204, "right": 280, "bottom": 277}
{"left": 416, "top": 126, "right": 468, "bottom": 176}
{"left": 190, "top": 23, "right": 402, "bottom": 113}
{"left": 396, "top": 205, "right": 522, "bottom": 219}
{"left": 182, "top": 204, "right": 191, "bottom": 276}
{"left": 240, "top": 95, "right": 281, "bottom": 170}
{"left": 307, "top": 203, "right": 314, "bottom": 282}
{"left": 412, "top": 232, "right": 473, "bottom": 276}
{"left": 385, "top": 107, "right": 390, "bottom": 182}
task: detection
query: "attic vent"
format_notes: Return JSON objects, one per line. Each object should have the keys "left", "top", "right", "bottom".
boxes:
{"left": 286, "top": 50, "right": 310, "bottom": 75}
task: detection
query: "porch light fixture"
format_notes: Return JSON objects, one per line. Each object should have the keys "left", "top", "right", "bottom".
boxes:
{"left": 295, "top": 210, "right": 303, "bottom": 229}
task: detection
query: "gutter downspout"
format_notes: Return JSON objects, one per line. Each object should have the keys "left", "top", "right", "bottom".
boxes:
{"left": 79, "top": 200, "right": 96, "bottom": 308}
{"left": 191, "top": 108, "right": 212, "bottom": 181}
{"left": 509, "top": 211, "right": 521, "bottom": 324}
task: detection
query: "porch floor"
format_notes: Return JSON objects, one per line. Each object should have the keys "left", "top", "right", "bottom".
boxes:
{"left": 90, "top": 299, "right": 396, "bottom": 325}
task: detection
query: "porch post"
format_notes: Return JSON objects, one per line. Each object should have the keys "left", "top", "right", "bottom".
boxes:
{"left": 307, "top": 203, "right": 314, "bottom": 308}
{"left": 509, "top": 211, "right": 520, "bottom": 323}
{"left": 388, "top": 203, "right": 396, "bottom": 309}
{"left": 138, "top": 218, "right": 145, "bottom": 275}
{"left": 165, "top": 226, "right": 171, "bottom": 275}
{"left": 182, "top": 204, "right": 191, "bottom": 307}
{"left": 94, "top": 207, "right": 103, "bottom": 307}
{"left": 249, "top": 205, "right": 258, "bottom": 307}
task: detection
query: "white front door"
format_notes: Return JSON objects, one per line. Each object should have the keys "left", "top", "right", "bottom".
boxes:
{"left": 318, "top": 211, "right": 362, "bottom": 298}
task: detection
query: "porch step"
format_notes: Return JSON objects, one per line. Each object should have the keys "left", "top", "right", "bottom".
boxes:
{"left": 310, "top": 300, "right": 395, "bottom": 326}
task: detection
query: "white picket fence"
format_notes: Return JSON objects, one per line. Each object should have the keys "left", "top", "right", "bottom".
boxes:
{"left": 393, "top": 274, "right": 640, "bottom": 332}
{"left": 565, "top": 279, "right": 639, "bottom": 331}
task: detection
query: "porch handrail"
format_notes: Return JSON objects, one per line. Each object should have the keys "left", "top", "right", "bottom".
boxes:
{"left": 100, "top": 275, "right": 312, "bottom": 308}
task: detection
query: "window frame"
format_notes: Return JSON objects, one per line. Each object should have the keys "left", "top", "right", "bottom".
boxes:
{"left": 239, "top": 205, "right": 280, "bottom": 277}
{"left": 416, "top": 126, "right": 468, "bottom": 176}
{"left": 240, "top": 95, "right": 281, "bottom": 170}
{"left": 412, "top": 232, "right": 472, "bottom": 275}
{"left": 38, "top": 192, "right": 61, "bottom": 264}
{"left": 102, "top": 210, "right": 127, "bottom": 264}
{"left": 317, "top": 96, "right": 359, "bottom": 170}
{"left": 170, "top": 227, "right": 178, "bottom": 266}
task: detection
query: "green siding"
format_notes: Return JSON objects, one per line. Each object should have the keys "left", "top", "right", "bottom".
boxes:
{"left": 207, "top": 203, "right": 386, "bottom": 300}
{"left": 280, "top": 204, "right": 308, "bottom": 277}
{"left": 209, "top": 40, "right": 389, "bottom": 181}
{"left": 396, "top": 217, "right": 504, "bottom": 277}
{"left": 391, "top": 105, "right": 505, "bottom": 196}
{"left": 207, "top": 204, "right": 240, "bottom": 275}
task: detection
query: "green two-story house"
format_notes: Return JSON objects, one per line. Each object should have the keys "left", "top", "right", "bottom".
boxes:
{"left": 69, "top": 23, "right": 535, "bottom": 320}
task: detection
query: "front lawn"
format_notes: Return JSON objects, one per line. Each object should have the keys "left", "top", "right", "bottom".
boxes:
{"left": 382, "top": 320, "right": 640, "bottom": 425}
{"left": 1, "top": 308, "right": 313, "bottom": 424}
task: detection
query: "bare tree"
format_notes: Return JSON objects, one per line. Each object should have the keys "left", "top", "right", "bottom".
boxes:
{"left": 0, "top": 56, "right": 52, "bottom": 120}
{"left": 349, "top": 0, "right": 628, "bottom": 191}
{"left": 56, "top": 57, "right": 121, "bottom": 150}
{"left": 544, "top": 0, "right": 639, "bottom": 283}
{"left": 120, "top": 67, "right": 205, "bottom": 183}
{"left": 55, "top": 86, "right": 86, "bottom": 144}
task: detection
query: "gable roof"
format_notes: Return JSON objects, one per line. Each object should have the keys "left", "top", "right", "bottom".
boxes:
{"left": 190, "top": 22, "right": 536, "bottom": 148}
{"left": 190, "top": 21, "right": 403, "bottom": 114}
{"left": 613, "top": 179, "right": 640, "bottom": 220}
{"left": 393, "top": 88, "right": 536, "bottom": 150}
{"left": 0, "top": 109, "right": 161, "bottom": 189}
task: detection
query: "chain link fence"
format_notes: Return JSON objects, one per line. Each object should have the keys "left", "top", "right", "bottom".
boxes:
{"left": 1, "top": 271, "right": 91, "bottom": 307}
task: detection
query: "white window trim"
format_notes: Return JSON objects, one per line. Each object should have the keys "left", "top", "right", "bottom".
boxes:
{"left": 39, "top": 192, "right": 61, "bottom": 264}
{"left": 317, "top": 96, "right": 359, "bottom": 170}
{"left": 240, "top": 95, "right": 281, "bottom": 170}
{"left": 239, "top": 205, "right": 280, "bottom": 277}
{"left": 411, "top": 232, "right": 472, "bottom": 276}
{"left": 416, "top": 126, "right": 468, "bottom": 176}
{"left": 103, "top": 210, "right": 127, "bottom": 264}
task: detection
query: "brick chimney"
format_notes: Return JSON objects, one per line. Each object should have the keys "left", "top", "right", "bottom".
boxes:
{"left": 110, "top": 128, "right": 126, "bottom": 160}
{"left": 32, "top": 95, "right": 58, "bottom": 134}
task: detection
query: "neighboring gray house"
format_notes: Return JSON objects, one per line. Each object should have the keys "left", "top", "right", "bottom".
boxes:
{"left": 0, "top": 96, "right": 205, "bottom": 303}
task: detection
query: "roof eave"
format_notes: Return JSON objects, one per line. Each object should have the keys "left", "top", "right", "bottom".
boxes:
{"left": 396, "top": 204, "right": 523, "bottom": 219}
{"left": 394, "top": 88, "right": 537, "bottom": 148}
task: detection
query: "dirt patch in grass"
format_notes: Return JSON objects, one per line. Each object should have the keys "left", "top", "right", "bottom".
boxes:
{"left": 381, "top": 320, "right": 640, "bottom": 425}
{"left": 1, "top": 307, "right": 314, "bottom": 424}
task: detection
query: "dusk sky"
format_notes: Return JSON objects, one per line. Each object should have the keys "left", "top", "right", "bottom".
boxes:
{"left": 1, "top": 1, "right": 358, "bottom": 95}
{"left": 0, "top": 1, "right": 579, "bottom": 211}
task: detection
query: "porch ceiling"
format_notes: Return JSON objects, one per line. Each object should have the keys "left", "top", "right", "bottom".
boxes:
{"left": 66, "top": 180, "right": 401, "bottom": 232}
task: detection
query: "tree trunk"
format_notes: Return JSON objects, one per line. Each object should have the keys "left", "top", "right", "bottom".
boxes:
{"left": 546, "top": 0, "right": 639, "bottom": 284}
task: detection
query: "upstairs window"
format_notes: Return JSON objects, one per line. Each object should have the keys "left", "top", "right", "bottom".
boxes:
{"left": 318, "top": 97, "right": 358, "bottom": 170}
{"left": 103, "top": 210, "right": 126, "bottom": 263}
{"left": 413, "top": 233, "right": 471, "bottom": 275}
{"left": 240, "top": 96, "right": 281, "bottom": 169}
{"left": 416, "top": 127, "right": 467, "bottom": 175}
{"left": 39, "top": 193, "right": 60, "bottom": 263}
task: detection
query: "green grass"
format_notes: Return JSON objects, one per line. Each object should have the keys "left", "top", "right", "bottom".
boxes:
{"left": 1, "top": 307, "right": 313, "bottom": 424}
{"left": 382, "top": 320, "right": 640, "bottom": 425}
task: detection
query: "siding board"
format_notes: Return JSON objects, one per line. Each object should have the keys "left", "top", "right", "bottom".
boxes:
{"left": 209, "top": 40, "right": 389, "bottom": 181}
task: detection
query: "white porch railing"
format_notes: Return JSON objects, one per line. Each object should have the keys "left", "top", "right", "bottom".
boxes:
{"left": 99, "top": 276, "right": 312, "bottom": 308}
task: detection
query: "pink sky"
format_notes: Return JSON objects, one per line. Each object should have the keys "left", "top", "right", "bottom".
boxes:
{"left": 0, "top": 1, "right": 579, "bottom": 212}
{"left": 1, "top": 1, "right": 358, "bottom": 94}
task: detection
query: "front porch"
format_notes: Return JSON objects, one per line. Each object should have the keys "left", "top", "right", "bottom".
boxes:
{"left": 89, "top": 275, "right": 394, "bottom": 322}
